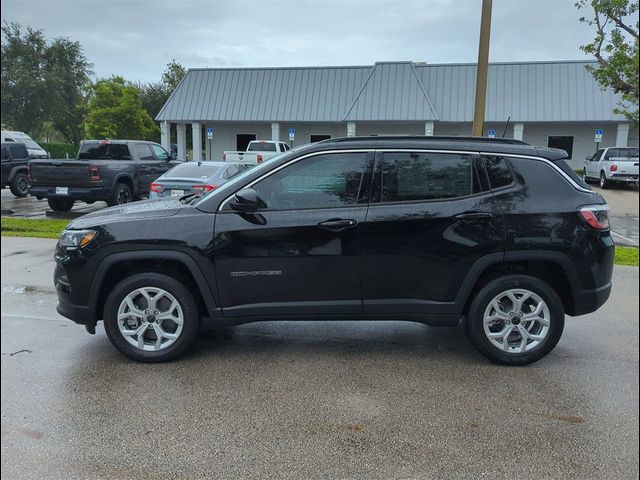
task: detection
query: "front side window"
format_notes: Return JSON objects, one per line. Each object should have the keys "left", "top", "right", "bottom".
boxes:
{"left": 151, "top": 144, "right": 169, "bottom": 160}
{"left": 379, "top": 152, "right": 481, "bottom": 202}
{"left": 252, "top": 152, "right": 369, "bottom": 210}
{"left": 591, "top": 149, "right": 604, "bottom": 161}
{"left": 9, "top": 144, "right": 28, "bottom": 159}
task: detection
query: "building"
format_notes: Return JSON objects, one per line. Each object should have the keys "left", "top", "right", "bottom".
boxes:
{"left": 155, "top": 60, "right": 638, "bottom": 167}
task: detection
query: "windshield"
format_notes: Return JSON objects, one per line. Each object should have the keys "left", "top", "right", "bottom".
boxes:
{"left": 247, "top": 142, "right": 277, "bottom": 152}
{"left": 194, "top": 150, "right": 293, "bottom": 205}
{"left": 22, "top": 139, "right": 42, "bottom": 150}
{"left": 164, "top": 163, "right": 221, "bottom": 179}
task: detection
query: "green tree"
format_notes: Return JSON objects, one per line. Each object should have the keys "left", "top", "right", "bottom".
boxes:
{"left": 1, "top": 22, "right": 93, "bottom": 143}
{"left": 577, "top": 0, "right": 640, "bottom": 125}
{"left": 43, "top": 36, "right": 93, "bottom": 144}
{"left": 0, "top": 22, "right": 48, "bottom": 133}
{"left": 86, "top": 76, "right": 158, "bottom": 140}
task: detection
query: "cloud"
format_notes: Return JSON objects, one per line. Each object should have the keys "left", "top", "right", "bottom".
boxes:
{"left": 1, "top": 0, "right": 598, "bottom": 83}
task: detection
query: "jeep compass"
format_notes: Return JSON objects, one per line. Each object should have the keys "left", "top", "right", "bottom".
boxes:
{"left": 54, "top": 137, "right": 614, "bottom": 364}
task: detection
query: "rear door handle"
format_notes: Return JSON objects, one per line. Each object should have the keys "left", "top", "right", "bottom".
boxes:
{"left": 317, "top": 218, "right": 358, "bottom": 231}
{"left": 454, "top": 212, "right": 494, "bottom": 220}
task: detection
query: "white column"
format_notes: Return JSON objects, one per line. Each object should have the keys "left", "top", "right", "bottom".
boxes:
{"left": 616, "top": 123, "right": 629, "bottom": 147}
{"left": 425, "top": 121, "right": 434, "bottom": 136}
{"left": 176, "top": 124, "right": 187, "bottom": 161}
{"left": 160, "top": 121, "right": 170, "bottom": 150}
{"left": 513, "top": 123, "right": 524, "bottom": 141}
{"left": 271, "top": 122, "right": 280, "bottom": 141}
{"left": 192, "top": 122, "right": 202, "bottom": 162}
{"left": 347, "top": 122, "right": 356, "bottom": 137}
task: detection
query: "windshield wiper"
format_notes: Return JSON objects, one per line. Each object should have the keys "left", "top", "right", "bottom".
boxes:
{"left": 179, "top": 193, "right": 201, "bottom": 204}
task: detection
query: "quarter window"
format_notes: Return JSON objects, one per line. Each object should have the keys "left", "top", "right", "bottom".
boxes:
{"left": 483, "top": 156, "right": 514, "bottom": 189}
{"left": 379, "top": 152, "right": 482, "bottom": 202}
{"left": 252, "top": 152, "right": 369, "bottom": 210}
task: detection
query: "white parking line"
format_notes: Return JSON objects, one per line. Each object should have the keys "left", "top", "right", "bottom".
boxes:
{"left": 611, "top": 230, "right": 638, "bottom": 245}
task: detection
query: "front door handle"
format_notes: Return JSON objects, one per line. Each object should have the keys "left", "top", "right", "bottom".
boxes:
{"left": 317, "top": 218, "right": 358, "bottom": 231}
{"left": 454, "top": 212, "right": 494, "bottom": 221}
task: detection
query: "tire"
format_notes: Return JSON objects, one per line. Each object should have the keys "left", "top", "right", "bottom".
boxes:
{"left": 582, "top": 169, "right": 591, "bottom": 184}
{"left": 464, "top": 274, "right": 565, "bottom": 366}
{"left": 600, "top": 171, "right": 610, "bottom": 189}
{"left": 9, "top": 172, "right": 30, "bottom": 197}
{"left": 108, "top": 182, "right": 133, "bottom": 206}
{"left": 103, "top": 273, "right": 200, "bottom": 362}
{"left": 47, "top": 197, "right": 75, "bottom": 212}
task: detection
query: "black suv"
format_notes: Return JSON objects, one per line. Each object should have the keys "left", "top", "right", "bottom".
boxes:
{"left": 1, "top": 142, "right": 30, "bottom": 197}
{"left": 54, "top": 137, "right": 614, "bottom": 364}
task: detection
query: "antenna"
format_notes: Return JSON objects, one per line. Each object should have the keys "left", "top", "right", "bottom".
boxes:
{"left": 502, "top": 116, "right": 511, "bottom": 138}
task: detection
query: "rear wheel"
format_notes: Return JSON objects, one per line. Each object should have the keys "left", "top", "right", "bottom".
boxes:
{"left": 108, "top": 182, "right": 133, "bottom": 206}
{"left": 600, "top": 171, "right": 610, "bottom": 189}
{"left": 9, "top": 172, "right": 30, "bottom": 197}
{"left": 47, "top": 197, "right": 75, "bottom": 212}
{"left": 465, "top": 275, "right": 564, "bottom": 365}
{"left": 103, "top": 273, "right": 200, "bottom": 362}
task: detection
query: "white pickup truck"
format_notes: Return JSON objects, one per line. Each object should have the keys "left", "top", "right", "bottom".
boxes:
{"left": 223, "top": 140, "right": 291, "bottom": 164}
{"left": 583, "top": 147, "right": 639, "bottom": 189}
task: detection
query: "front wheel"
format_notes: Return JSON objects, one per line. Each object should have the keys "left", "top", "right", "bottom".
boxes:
{"left": 47, "top": 197, "right": 75, "bottom": 212}
{"left": 465, "top": 275, "right": 565, "bottom": 365}
{"left": 582, "top": 169, "right": 591, "bottom": 184}
{"left": 10, "top": 172, "right": 30, "bottom": 197}
{"left": 103, "top": 273, "right": 200, "bottom": 362}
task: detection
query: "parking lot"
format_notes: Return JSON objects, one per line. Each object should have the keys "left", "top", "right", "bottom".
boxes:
{"left": 1, "top": 235, "right": 638, "bottom": 479}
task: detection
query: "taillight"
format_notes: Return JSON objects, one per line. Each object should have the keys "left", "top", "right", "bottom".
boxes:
{"left": 579, "top": 204, "right": 610, "bottom": 230}
{"left": 222, "top": 153, "right": 226, "bottom": 161}
{"left": 88, "top": 164, "right": 101, "bottom": 182}
{"left": 150, "top": 182, "right": 164, "bottom": 193}
{"left": 257, "top": 154, "right": 263, "bottom": 163}
{"left": 610, "top": 164, "right": 618, "bottom": 172}
{"left": 192, "top": 184, "right": 217, "bottom": 193}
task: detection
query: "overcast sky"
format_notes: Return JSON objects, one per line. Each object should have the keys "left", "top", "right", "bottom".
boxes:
{"left": 1, "top": 0, "right": 598, "bottom": 83}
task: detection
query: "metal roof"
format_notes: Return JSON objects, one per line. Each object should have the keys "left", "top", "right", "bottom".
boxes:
{"left": 156, "top": 60, "right": 625, "bottom": 123}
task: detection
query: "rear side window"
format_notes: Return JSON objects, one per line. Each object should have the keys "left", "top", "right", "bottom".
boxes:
{"left": 483, "top": 156, "right": 514, "bottom": 189}
{"left": 135, "top": 144, "right": 155, "bottom": 161}
{"left": 379, "top": 152, "right": 483, "bottom": 202}
{"left": 78, "top": 143, "right": 131, "bottom": 160}
{"left": 9, "top": 144, "right": 28, "bottom": 159}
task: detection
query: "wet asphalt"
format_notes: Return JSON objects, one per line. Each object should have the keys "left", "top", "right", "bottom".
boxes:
{"left": 1, "top": 237, "right": 638, "bottom": 480}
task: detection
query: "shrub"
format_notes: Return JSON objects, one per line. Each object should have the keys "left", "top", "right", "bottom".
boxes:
{"left": 40, "top": 142, "right": 78, "bottom": 159}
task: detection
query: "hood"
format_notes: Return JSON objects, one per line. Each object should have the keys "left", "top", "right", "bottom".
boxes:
{"left": 68, "top": 198, "right": 184, "bottom": 230}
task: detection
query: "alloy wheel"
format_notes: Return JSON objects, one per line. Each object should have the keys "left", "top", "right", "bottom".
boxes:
{"left": 117, "top": 287, "right": 184, "bottom": 351}
{"left": 483, "top": 288, "right": 550, "bottom": 354}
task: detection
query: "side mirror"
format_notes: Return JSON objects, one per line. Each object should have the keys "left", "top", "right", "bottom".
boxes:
{"left": 586, "top": 156, "right": 591, "bottom": 161}
{"left": 230, "top": 188, "right": 261, "bottom": 212}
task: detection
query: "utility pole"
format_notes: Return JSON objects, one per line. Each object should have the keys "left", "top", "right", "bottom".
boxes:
{"left": 472, "top": 0, "right": 493, "bottom": 137}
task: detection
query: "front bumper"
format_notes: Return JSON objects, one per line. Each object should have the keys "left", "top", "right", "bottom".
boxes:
{"left": 54, "top": 263, "right": 96, "bottom": 331}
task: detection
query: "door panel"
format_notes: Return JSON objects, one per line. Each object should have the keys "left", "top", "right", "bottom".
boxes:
{"left": 214, "top": 151, "right": 373, "bottom": 317}
{"left": 362, "top": 151, "right": 504, "bottom": 315}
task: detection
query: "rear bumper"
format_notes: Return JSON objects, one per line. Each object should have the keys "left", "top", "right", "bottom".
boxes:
{"left": 610, "top": 174, "right": 639, "bottom": 182}
{"left": 29, "top": 185, "right": 111, "bottom": 201}
{"left": 570, "top": 282, "right": 612, "bottom": 316}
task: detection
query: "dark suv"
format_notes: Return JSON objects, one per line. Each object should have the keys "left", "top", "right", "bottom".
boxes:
{"left": 54, "top": 137, "right": 614, "bottom": 364}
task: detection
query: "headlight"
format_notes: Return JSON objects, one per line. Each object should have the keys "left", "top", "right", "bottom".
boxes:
{"left": 58, "top": 229, "right": 98, "bottom": 248}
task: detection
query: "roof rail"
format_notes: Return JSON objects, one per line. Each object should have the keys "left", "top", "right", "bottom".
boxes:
{"left": 322, "top": 135, "right": 529, "bottom": 145}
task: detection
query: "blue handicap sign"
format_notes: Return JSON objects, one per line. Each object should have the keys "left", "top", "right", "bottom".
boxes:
{"left": 487, "top": 129, "right": 496, "bottom": 138}
{"left": 289, "top": 128, "right": 295, "bottom": 135}
{"left": 595, "top": 128, "right": 603, "bottom": 135}
{"left": 206, "top": 127, "right": 214, "bottom": 139}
